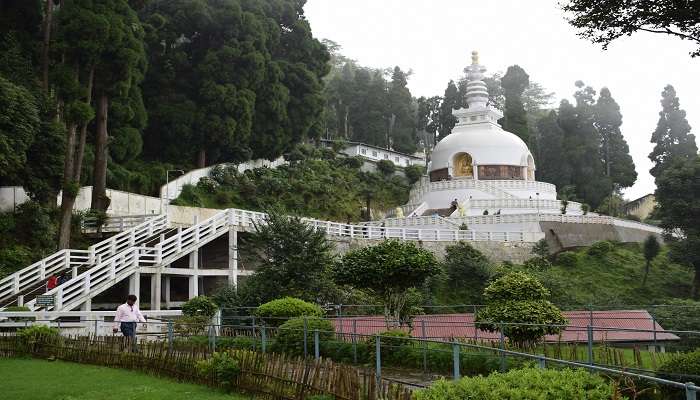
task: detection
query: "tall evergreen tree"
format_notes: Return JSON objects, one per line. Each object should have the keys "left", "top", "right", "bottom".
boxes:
{"left": 594, "top": 87, "right": 636, "bottom": 188}
{"left": 501, "top": 65, "right": 530, "bottom": 143}
{"left": 388, "top": 66, "right": 416, "bottom": 154}
{"left": 649, "top": 85, "right": 698, "bottom": 178}
{"left": 437, "top": 80, "right": 459, "bottom": 141}
{"left": 535, "top": 110, "right": 569, "bottom": 189}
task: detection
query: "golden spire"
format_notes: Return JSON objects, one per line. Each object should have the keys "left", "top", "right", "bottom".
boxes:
{"left": 471, "top": 50, "right": 479, "bottom": 65}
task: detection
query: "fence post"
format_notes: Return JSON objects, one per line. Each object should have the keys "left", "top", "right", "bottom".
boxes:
{"left": 251, "top": 318, "right": 256, "bottom": 351}
{"left": 537, "top": 355, "right": 546, "bottom": 369}
{"left": 303, "top": 317, "right": 308, "bottom": 358}
{"left": 338, "top": 304, "right": 343, "bottom": 336}
{"left": 686, "top": 383, "right": 696, "bottom": 400}
{"left": 352, "top": 319, "right": 357, "bottom": 364}
{"left": 652, "top": 308, "right": 658, "bottom": 352}
{"left": 499, "top": 324, "right": 506, "bottom": 372}
{"left": 208, "top": 324, "right": 216, "bottom": 353}
{"left": 375, "top": 335, "right": 382, "bottom": 389}
{"left": 314, "top": 329, "right": 320, "bottom": 360}
{"left": 261, "top": 326, "right": 267, "bottom": 353}
{"left": 421, "top": 319, "right": 428, "bottom": 373}
{"left": 452, "top": 343, "right": 460, "bottom": 380}
{"left": 587, "top": 324, "right": 594, "bottom": 365}
{"left": 167, "top": 321, "right": 174, "bottom": 352}
{"left": 94, "top": 319, "right": 98, "bottom": 336}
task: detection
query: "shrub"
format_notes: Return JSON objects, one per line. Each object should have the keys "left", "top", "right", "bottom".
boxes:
{"left": 587, "top": 241, "right": 615, "bottom": 257}
{"left": 556, "top": 251, "right": 578, "bottom": 268}
{"left": 197, "top": 177, "right": 219, "bottom": 193}
{"left": 17, "top": 325, "right": 59, "bottom": 340}
{"left": 476, "top": 272, "right": 566, "bottom": 346}
{"left": 5, "top": 306, "right": 32, "bottom": 321}
{"left": 306, "top": 395, "right": 334, "bottom": 400}
{"left": 367, "top": 329, "right": 411, "bottom": 361}
{"left": 255, "top": 297, "right": 324, "bottom": 326}
{"left": 414, "top": 368, "right": 619, "bottom": 400}
{"left": 377, "top": 159, "right": 396, "bottom": 176}
{"left": 522, "top": 257, "right": 552, "bottom": 270}
{"left": 658, "top": 349, "right": 700, "bottom": 379}
{"left": 404, "top": 165, "right": 424, "bottom": 184}
{"left": 532, "top": 239, "right": 550, "bottom": 258}
{"left": 182, "top": 296, "right": 218, "bottom": 318}
{"left": 272, "top": 317, "right": 334, "bottom": 356}
{"left": 195, "top": 351, "right": 241, "bottom": 390}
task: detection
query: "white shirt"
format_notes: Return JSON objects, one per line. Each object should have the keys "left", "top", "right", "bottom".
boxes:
{"left": 114, "top": 303, "right": 146, "bottom": 328}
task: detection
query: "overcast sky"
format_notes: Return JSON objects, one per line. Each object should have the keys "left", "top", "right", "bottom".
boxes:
{"left": 305, "top": 0, "right": 699, "bottom": 200}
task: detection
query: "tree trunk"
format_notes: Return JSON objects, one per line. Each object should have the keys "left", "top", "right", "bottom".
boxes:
{"left": 57, "top": 123, "right": 78, "bottom": 249}
{"left": 41, "top": 0, "right": 52, "bottom": 92}
{"left": 197, "top": 148, "right": 206, "bottom": 168}
{"left": 73, "top": 66, "right": 94, "bottom": 182}
{"left": 642, "top": 260, "right": 650, "bottom": 287}
{"left": 343, "top": 106, "right": 349, "bottom": 139}
{"left": 90, "top": 93, "right": 109, "bottom": 211}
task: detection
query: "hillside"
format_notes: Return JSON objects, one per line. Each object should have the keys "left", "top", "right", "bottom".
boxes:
{"left": 511, "top": 243, "right": 694, "bottom": 308}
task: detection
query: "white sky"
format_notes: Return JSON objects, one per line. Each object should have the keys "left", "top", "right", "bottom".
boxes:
{"left": 305, "top": 0, "right": 699, "bottom": 200}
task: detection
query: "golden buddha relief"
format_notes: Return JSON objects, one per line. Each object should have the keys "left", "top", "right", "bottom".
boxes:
{"left": 453, "top": 153, "right": 473, "bottom": 177}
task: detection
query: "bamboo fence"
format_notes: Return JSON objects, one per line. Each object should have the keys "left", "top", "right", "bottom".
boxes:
{"left": 0, "top": 333, "right": 413, "bottom": 400}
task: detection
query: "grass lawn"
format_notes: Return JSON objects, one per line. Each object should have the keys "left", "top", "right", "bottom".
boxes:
{"left": 0, "top": 358, "right": 248, "bottom": 400}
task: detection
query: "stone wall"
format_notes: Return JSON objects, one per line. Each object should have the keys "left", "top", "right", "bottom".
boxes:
{"left": 329, "top": 237, "right": 536, "bottom": 264}
{"left": 540, "top": 221, "right": 663, "bottom": 252}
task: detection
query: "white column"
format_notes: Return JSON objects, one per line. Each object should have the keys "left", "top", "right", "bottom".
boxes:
{"left": 151, "top": 272, "right": 161, "bottom": 310}
{"left": 228, "top": 227, "right": 238, "bottom": 287}
{"left": 129, "top": 271, "right": 141, "bottom": 303}
{"left": 164, "top": 276, "right": 171, "bottom": 309}
{"left": 188, "top": 249, "right": 199, "bottom": 298}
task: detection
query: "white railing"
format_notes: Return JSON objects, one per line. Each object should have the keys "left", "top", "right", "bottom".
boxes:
{"left": 409, "top": 179, "right": 557, "bottom": 204}
{"left": 0, "top": 250, "right": 89, "bottom": 305}
{"left": 82, "top": 214, "right": 155, "bottom": 233}
{"left": 0, "top": 215, "right": 167, "bottom": 307}
{"left": 467, "top": 198, "right": 582, "bottom": 212}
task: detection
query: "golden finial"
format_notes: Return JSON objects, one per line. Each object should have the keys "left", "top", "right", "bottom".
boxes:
{"left": 471, "top": 50, "right": 479, "bottom": 65}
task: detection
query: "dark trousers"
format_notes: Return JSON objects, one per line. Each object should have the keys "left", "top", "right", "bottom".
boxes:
{"left": 120, "top": 322, "right": 137, "bottom": 338}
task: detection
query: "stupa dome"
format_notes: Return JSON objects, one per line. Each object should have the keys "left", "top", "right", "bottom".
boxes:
{"left": 428, "top": 52, "right": 535, "bottom": 182}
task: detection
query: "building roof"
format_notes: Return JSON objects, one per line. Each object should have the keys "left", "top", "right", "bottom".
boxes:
{"left": 320, "top": 139, "right": 424, "bottom": 160}
{"left": 332, "top": 310, "right": 679, "bottom": 343}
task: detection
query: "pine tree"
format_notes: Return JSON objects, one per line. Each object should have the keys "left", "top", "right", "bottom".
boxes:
{"left": 437, "top": 80, "right": 459, "bottom": 140}
{"left": 649, "top": 85, "right": 698, "bottom": 178}
{"left": 388, "top": 66, "right": 416, "bottom": 154}
{"left": 535, "top": 110, "right": 569, "bottom": 189}
{"left": 501, "top": 65, "right": 530, "bottom": 143}
{"left": 595, "top": 88, "right": 636, "bottom": 188}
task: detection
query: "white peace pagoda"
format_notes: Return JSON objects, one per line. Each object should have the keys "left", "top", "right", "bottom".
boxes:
{"left": 397, "top": 51, "right": 585, "bottom": 220}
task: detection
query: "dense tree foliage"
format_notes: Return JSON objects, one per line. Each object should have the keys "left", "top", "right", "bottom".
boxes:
{"left": 648, "top": 85, "right": 697, "bottom": 178}
{"left": 654, "top": 156, "right": 700, "bottom": 299}
{"left": 563, "top": 0, "right": 700, "bottom": 57}
{"left": 476, "top": 272, "right": 566, "bottom": 346}
{"left": 239, "top": 210, "right": 338, "bottom": 304}
{"left": 334, "top": 240, "right": 439, "bottom": 328}
{"left": 437, "top": 242, "right": 492, "bottom": 305}
{"left": 173, "top": 145, "right": 410, "bottom": 222}
{"left": 500, "top": 65, "right": 530, "bottom": 144}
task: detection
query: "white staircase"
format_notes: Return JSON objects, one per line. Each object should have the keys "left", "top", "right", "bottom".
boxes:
{"left": 0, "top": 215, "right": 167, "bottom": 309}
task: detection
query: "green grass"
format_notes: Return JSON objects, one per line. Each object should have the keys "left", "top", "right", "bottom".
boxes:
{"left": 0, "top": 358, "right": 246, "bottom": 400}
{"left": 520, "top": 243, "right": 695, "bottom": 307}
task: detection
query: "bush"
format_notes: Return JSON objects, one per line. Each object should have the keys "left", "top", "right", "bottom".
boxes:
{"left": 556, "top": 251, "right": 578, "bottom": 268}
{"left": 272, "top": 317, "right": 334, "bottom": 356}
{"left": 195, "top": 351, "right": 241, "bottom": 389}
{"left": 377, "top": 159, "right": 396, "bottom": 176}
{"left": 658, "top": 349, "right": 700, "bottom": 379}
{"left": 5, "top": 306, "right": 32, "bottom": 321}
{"left": 182, "top": 296, "right": 218, "bottom": 318}
{"left": 367, "top": 329, "right": 411, "bottom": 361}
{"left": 414, "top": 368, "right": 619, "bottom": 400}
{"left": 532, "top": 239, "right": 550, "bottom": 258}
{"left": 17, "top": 325, "right": 59, "bottom": 340}
{"left": 587, "top": 241, "right": 615, "bottom": 257}
{"left": 404, "top": 165, "right": 424, "bottom": 184}
{"left": 522, "top": 257, "right": 552, "bottom": 270}
{"left": 255, "top": 297, "right": 324, "bottom": 326}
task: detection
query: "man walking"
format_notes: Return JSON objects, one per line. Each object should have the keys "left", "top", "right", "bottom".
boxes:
{"left": 113, "top": 294, "right": 146, "bottom": 347}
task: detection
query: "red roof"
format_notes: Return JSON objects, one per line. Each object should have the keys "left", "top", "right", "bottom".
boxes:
{"left": 332, "top": 310, "right": 679, "bottom": 343}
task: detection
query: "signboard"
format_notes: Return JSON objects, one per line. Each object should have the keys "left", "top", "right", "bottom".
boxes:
{"left": 36, "top": 295, "right": 55, "bottom": 307}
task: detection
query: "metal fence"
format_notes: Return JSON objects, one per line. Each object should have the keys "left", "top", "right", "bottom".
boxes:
{"left": 3, "top": 313, "right": 698, "bottom": 398}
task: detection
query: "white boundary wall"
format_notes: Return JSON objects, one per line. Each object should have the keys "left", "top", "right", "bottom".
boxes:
{"left": 0, "top": 186, "right": 31, "bottom": 212}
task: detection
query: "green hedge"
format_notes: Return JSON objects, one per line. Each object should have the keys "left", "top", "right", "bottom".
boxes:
{"left": 255, "top": 297, "right": 324, "bottom": 327}
{"left": 271, "top": 317, "right": 335, "bottom": 356}
{"left": 415, "top": 368, "right": 620, "bottom": 400}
